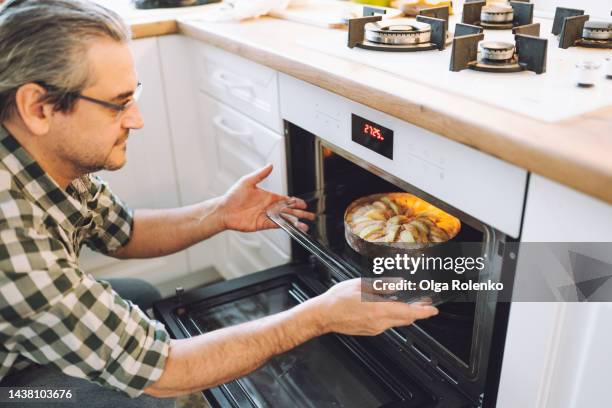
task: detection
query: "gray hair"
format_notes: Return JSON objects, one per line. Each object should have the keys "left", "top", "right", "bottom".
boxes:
{"left": 0, "top": 0, "right": 131, "bottom": 121}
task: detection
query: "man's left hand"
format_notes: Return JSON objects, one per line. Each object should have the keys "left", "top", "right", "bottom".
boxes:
{"left": 219, "top": 164, "right": 315, "bottom": 232}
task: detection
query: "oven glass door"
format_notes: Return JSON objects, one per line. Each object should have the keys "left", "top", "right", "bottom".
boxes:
{"left": 189, "top": 284, "right": 414, "bottom": 408}
{"left": 155, "top": 266, "right": 442, "bottom": 408}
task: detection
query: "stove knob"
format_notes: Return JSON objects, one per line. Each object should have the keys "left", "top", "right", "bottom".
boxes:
{"left": 575, "top": 60, "right": 601, "bottom": 87}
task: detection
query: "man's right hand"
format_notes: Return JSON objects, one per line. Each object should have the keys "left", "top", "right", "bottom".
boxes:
{"left": 308, "top": 278, "right": 439, "bottom": 336}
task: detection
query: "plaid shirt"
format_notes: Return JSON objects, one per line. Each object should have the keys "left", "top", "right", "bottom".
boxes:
{"left": 0, "top": 125, "right": 170, "bottom": 398}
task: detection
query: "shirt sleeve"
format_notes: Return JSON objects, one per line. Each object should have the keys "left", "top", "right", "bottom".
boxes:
{"left": 0, "top": 226, "right": 170, "bottom": 398}
{"left": 81, "top": 175, "right": 133, "bottom": 254}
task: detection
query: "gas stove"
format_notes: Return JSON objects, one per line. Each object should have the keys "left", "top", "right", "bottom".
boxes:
{"left": 552, "top": 7, "right": 612, "bottom": 49}
{"left": 298, "top": 4, "right": 612, "bottom": 121}
{"left": 462, "top": 0, "right": 534, "bottom": 30}
{"left": 450, "top": 22, "right": 547, "bottom": 74}
{"left": 348, "top": 6, "right": 451, "bottom": 52}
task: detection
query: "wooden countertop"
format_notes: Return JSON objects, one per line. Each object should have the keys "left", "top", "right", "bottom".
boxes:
{"left": 120, "top": 6, "right": 612, "bottom": 205}
{"left": 97, "top": 1, "right": 211, "bottom": 39}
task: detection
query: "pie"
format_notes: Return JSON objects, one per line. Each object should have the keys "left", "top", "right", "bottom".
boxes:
{"left": 345, "top": 193, "right": 460, "bottom": 244}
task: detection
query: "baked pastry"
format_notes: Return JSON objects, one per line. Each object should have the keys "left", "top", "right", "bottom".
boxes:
{"left": 345, "top": 193, "right": 460, "bottom": 244}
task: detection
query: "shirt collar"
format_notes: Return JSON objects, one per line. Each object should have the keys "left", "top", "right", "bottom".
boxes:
{"left": 0, "top": 125, "right": 89, "bottom": 231}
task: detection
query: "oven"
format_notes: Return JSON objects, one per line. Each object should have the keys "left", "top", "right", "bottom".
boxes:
{"left": 153, "top": 75, "right": 529, "bottom": 408}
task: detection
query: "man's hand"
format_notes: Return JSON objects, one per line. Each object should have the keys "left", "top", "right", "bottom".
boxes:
{"left": 308, "top": 278, "right": 439, "bottom": 336}
{"left": 109, "top": 164, "right": 314, "bottom": 260}
{"left": 219, "top": 164, "right": 315, "bottom": 232}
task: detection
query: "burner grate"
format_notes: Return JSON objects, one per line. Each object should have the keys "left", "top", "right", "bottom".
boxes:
{"left": 450, "top": 27, "right": 547, "bottom": 74}
{"left": 348, "top": 6, "right": 451, "bottom": 52}
{"left": 554, "top": 7, "right": 612, "bottom": 49}
{"left": 462, "top": 0, "right": 533, "bottom": 30}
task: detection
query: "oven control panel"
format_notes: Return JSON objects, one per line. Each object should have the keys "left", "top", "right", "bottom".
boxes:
{"left": 280, "top": 74, "right": 528, "bottom": 238}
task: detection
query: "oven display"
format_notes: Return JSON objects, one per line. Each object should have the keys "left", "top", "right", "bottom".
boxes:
{"left": 351, "top": 114, "right": 394, "bottom": 159}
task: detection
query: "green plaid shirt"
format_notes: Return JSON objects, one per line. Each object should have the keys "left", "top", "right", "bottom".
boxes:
{"left": 0, "top": 126, "right": 170, "bottom": 398}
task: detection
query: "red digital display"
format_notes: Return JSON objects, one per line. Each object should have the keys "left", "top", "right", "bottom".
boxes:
{"left": 363, "top": 123, "right": 384, "bottom": 141}
{"left": 352, "top": 114, "right": 393, "bottom": 159}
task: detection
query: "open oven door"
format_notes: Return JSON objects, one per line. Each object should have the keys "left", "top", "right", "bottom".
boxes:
{"left": 153, "top": 261, "right": 473, "bottom": 408}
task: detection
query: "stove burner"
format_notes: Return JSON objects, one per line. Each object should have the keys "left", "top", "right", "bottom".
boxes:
{"left": 462, "top": 0, "right": 533, "bottom": 30}
{"left": 582, "top": 21, "right": 612, "bottom": 41}
{"left": 480, "top": 4, "right": 513, "bottom": 24}
{"left": 554, "top": 7, "right": 612, "bottom": 49}
{"left": 348, "top": 6, "right": 451, "bottom": 52}
{"left": 478, "top": 41, "right": 515, "bottom": 61}
{"left": 450, "top": 31, "right": 547, "bottom": 74}
{"left": 364, "top": 20, "right": 432, "bottom": 45}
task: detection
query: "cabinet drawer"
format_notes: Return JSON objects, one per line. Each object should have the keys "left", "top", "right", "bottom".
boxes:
{"left": 226, "top": 232, "right": 290, "bottom": 278}
{"left": 195, "top": 43, "right": 281, "bottom": 132}
{"left": 200, "top": 93, "right": 286, "bottom": 194}
{"left": 200, "top": 94, "right": 290, "bottom": 254}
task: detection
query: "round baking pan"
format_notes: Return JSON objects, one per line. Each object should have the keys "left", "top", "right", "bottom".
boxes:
{"left": 344, "top": 193, "right": 461, "bottom": 259}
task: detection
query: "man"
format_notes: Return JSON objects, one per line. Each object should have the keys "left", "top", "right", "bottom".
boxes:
{"left": 0, "top": 0, "right": 439, "bottom": 406}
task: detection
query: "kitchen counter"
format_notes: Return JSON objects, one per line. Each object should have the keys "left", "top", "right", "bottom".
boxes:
{"left": 117, "top": 4, "right": 612, "bottom": 205}
{"left": 98, "top": 1, "right": 210, "bottom": 38}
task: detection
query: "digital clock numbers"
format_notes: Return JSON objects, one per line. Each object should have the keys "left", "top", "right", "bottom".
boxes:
{"left": 351, "top": 114, "right": 394, "bottom": 159}
{"left": 363, "top": 123, "right": 384, "bottom": 141}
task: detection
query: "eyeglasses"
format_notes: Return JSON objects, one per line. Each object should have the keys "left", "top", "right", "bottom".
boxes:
{"left": 77, "top": 82, "right": 143, "bottom": 119}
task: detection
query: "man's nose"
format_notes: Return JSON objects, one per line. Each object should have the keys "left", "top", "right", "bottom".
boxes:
{"left": 122, "top": 102, "right": 144, "bottom": 130}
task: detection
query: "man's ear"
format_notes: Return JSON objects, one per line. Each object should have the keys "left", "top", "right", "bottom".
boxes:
{"left": 13, "top": 83, "right": 55, "bottom": 136}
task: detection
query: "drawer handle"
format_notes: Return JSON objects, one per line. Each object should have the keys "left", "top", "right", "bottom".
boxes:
{"left": 213, "top": 115, "right": 254, "bottom": 142}
{"left": 212, "top": 70, "right": 255, "bottom": 93}
{"left": 233, "top": 232, "right": 261, "bottom": 250}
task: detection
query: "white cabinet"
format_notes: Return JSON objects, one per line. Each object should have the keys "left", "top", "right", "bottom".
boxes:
{"left": 211, "top": 98, "right": 285, "bottom": 194}
{"left": 225, "top": 231, "right": 290, "bottom": 278}
{"left": 157, "top": 35, "right": 221, "bottom": 276}
{"left": 199, "top": 93, "right": 289, "bottom": 252}
{"left": 157, "top": 36, "right": 290, "bottom": 279}
{"left": 195, "top": 92, "right": 291, "bottom": 279}
{"left": 497, "top": 175, "right": 612, "bottom": 408}
{"left": 194, "top": 42, "right": 282, "bottom": 133}
{"left": 79, "top": 37, "right": 190, "bottom": 286}
{"left": 516, "top": 176, "right": 612, "bottom": 242}
{"left": 190, "top": 41, "right": 291, "bottom": 279}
